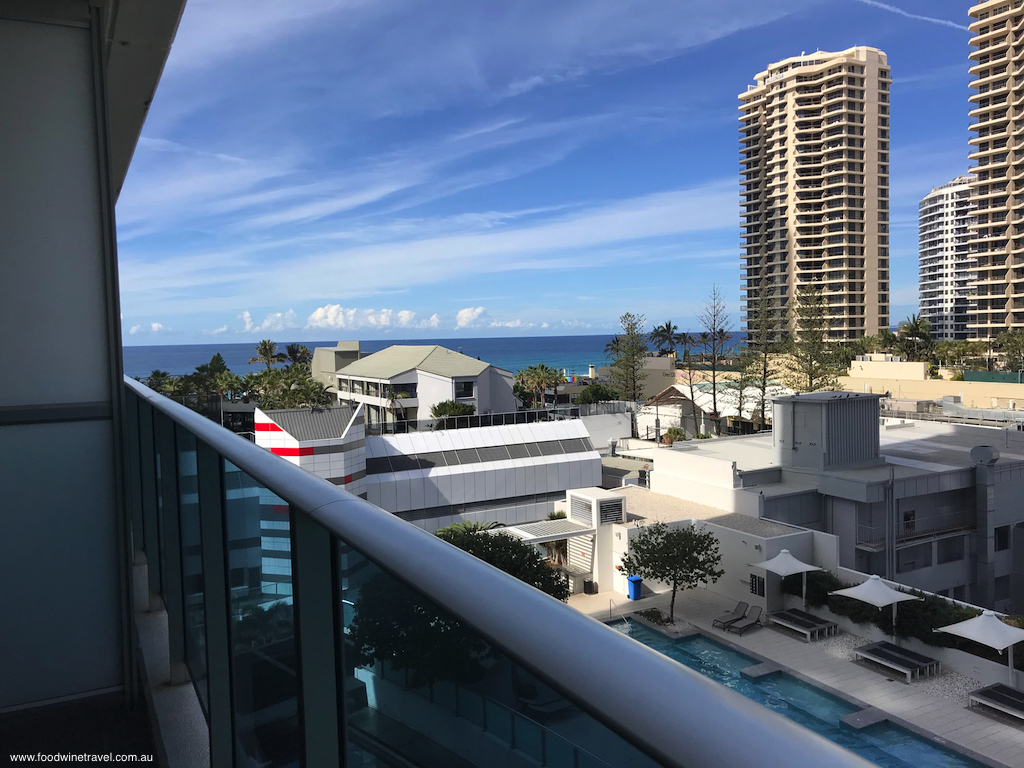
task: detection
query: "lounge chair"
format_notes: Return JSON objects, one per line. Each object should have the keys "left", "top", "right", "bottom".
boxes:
{"left": 712, "top": 601, "right": 749, "bottom": 629}
{"left": 727, "top": 606, "right": 762, "bottom": 635}
{"left": 969, "top": 683, "right": 1024, "bottom": 722}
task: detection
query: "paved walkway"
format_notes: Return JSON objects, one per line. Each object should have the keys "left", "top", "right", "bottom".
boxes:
{"left": 570, "top": 588, "right": 1024, "bottom": 768}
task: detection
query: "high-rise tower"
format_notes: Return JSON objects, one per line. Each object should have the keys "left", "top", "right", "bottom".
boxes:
{"left": 919, "top": 176, "right": 976, "bottom": 340}
{"left": 967, "top": 2, "right": 1023, "bottom": 339}
{"left": 739, "top": 47, "right": 892, "bottom": 340}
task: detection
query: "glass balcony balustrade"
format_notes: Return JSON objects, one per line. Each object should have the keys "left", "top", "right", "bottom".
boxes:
{"left": 123, "top": 377, "right": 873, "bottom": 768}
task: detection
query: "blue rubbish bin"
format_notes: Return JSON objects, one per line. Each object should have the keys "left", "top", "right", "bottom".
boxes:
{"left": 627, "top": 575, "right": 642, "bottom": 601}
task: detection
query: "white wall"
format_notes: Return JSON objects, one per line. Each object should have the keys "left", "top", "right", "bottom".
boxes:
{"left": 580, "top": 413, "right": 631, "bottom": 449}
{"left": 415, "top": 370, "right": 456, "bottom": 417}
{"left": 649, "top": 449, "right": 745, "bottom": 513}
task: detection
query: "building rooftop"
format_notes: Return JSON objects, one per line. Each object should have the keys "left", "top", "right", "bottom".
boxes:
{"left": 610, "top": 486, "right": 801, "bottom": 538}
{"left": 260, "top": 404, "right": 355, "bottom": 441}
{"left": 337, "top": 345, "right": 492, "bottom": 380}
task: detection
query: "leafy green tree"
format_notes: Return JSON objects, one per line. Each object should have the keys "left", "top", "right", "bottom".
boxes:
{"left": 619, "top": 522, "right": 724, "bottom": 622}
{"left": 896, "top": 314, "right": 933, "bottom": 362}
{"left": 649, "top": 320, "right": 681, "bottom": 356}
{"left": 430, "top": 400, "right": 476, "bottom": 418}
{"left": 607, "top": 312, "right": 649, "bottom": 402}
{"left": 784, "top": 286, "right": 841, "bottom": 393}
{"left": 249, "top": 339, "right": 288, "bottom": 371}
{"left": 436, "top": 526, "right": 569, "bottom": 602}
{"left": 145, "top": 370, "right": 172, "bottom": 393}
{"left": 285, "top": 343, "right": 312, "bottom": 369}
{"left": 698, "top": 285, "right": 733, "bottom": 434}
{"left": 575, "top": 383, "right": 620, "bottom": 404}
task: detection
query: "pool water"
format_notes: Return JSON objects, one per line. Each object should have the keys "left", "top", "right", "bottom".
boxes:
{"left": 613, "top": 621, "right": 984, "bottom": 768}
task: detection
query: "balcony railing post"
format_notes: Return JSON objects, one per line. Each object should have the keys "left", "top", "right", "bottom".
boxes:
{"left": 138, "top": 398, "right": 162, "bottom": 603}
{"left": 196, "top": 441, "right": 233, "bottom": 768}
{"left": 291, "top": 511, "right": 343, "bottom": 766}
{"left": 155, "top": 409, "right": 189, "bottom": 685}
{"left": 124, "top": 389, "right": 145, "bottom": 558}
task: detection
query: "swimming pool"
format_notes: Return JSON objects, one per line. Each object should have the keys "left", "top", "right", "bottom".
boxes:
{"left": 612, "top": 621, "right": 985, "bottom": 768}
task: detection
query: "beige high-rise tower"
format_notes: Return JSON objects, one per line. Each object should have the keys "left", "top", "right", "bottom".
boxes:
{"left": 739, "top": 47, "right": 892, "bottom": 340}
{"left": 967, "top": 2, "right": 1023, "bottom": 339}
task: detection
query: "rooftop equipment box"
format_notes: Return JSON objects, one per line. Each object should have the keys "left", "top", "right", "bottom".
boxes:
{"left": 772, "top": 392, "right": 882, "bottom": 472}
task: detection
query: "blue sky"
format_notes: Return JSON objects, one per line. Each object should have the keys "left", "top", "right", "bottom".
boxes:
{"left": 117, "top": 0, "right": 972, "bottom": 344}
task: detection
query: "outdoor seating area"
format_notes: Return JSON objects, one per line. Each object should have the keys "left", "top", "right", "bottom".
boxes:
{"left": 853, "top": 641, "right": 940, "bottom": 684}
{"left": 712, "top": 601, "right": 748, "bottom": 629}
{"left": 726, "top": 605, "right": 762, "bottom": 636}
{"left": 969, "top": 683, "right": 1024, "bottom": 722}
{"left": 768, "top": 609, "right": 838, "bottom": 643}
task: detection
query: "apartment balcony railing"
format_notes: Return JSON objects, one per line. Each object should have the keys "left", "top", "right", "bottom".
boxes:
{"left": 857, "top": 510, "right": 978, "bottom": 549}
{"left": 124, "top": 377, "right": 869, "bottom": 767}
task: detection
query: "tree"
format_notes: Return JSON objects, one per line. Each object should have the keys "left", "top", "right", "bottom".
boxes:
{"left": 285, "top": 343, "right": 312, "bottom": 369}
{"left": 435, "top": 526, "right": 569, "bottom": 602}
{"left": 619, "top": 522, "right": 724, "bottom": 622}
{"left": 677, "top": 332, "right": 704, "bottom": 435}
{"left": 430, "top": 400, "right": 475, "bottom": 429}
{"left": 249, "top": 339, "right": 288, "bottom": 371}
{"left": 145, "top": 370, "right": 171, "bottom": 393}
{"left": 607, "top": 313, "right": 649, "bottom": 402}
{"left": 649, "top": 321, "right": 680, "bottom": 357}
{"left": 997, "top": 329, "right": 1024, "bottom": 371}
{"left": 742, "top": 281, "right": 781, "bottom": 428}
{"left": 784, "top": 286, "right": 841, "bottom": 393}
{"left": 575, "top": 383, "right": 620, "bottom": 404}
{"left": 383, "top": 384, "right": 407, "bottom": 427}
{"left": 698, "top": 286, "right": 732, "bottom": 435}
{"left": 896, "top": 314, "right": 933, "bottom": 362}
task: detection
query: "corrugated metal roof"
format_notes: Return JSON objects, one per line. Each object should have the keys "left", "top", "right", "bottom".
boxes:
{"left": 337, "top": 345, "right": 490, "bottom": 380}
{"left": 498, "top": 518, "right": 595, "bottom": 543}
{"left": 262, "top": 405, "right": 355, "bottom": 441}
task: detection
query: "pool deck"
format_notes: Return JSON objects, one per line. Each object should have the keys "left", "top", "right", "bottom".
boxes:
{"left": 570, "top": 588, "right": 1024, "bottom": 768}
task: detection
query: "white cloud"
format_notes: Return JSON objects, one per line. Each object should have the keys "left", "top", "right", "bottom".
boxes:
{"left": 489, "top": 318, "right": 532, "bottom": 329}
{"left": 306, "top": 305, "right": 440, "bottom": 329}
{"left": 241, "top": 309, "right": 298, "bottom": 333}
{"left": 150, "top": 322, "right": 165, "bottom": 332}
{"left": 541, "top": 322, "right": 550, "bottom": 328}
{"left": 209, "top": 325, "right": 228, "bottom": 335}
{"left": 455, "top": 306, "right": 487, "bottom": 329}
{"left": 851, "top": 0, "right": 968, "bottom": 31}
{"left": 129, "top": 324, "right": 142, "bottom": 335}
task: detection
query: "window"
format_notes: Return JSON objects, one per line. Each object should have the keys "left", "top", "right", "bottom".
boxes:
{"left": 995, "top": 575, "right": 1011, "bottom": 602}
{"left": 937, "top": 536, "right": 965, "bottom": 564}
{"left": 749, "top": 574, "right": 765, "bottom": 597}
{"left": 455, "top": 380, "right": 474, "bottom": 398}
{"left": 953, "top": 585, "right": 966, "bottom": 602}
{"left": 995, "top": 525, "right": 1011, "bottom": 551}
{"left": 897, "top": 542, "right": 932, "bottom": 573}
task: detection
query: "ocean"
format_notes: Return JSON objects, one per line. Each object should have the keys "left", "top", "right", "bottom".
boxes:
{"left": 122, "top": 335, "right": 623, "bottom": 379}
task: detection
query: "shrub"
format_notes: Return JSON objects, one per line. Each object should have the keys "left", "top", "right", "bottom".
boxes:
{"left": 664, "top": 427, "right": 686, "bottom": 444}
{"left": 634, "top": 608, "right": 671, "bottom": 625}
{"left": 694, "top": 433, "right": 712, "bottom": 440}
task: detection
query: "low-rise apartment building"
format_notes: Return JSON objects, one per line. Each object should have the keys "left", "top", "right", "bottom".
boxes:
{"left": 335, "top": 344, "right": 516, "bottom": 427}
{"left": 643, "top": 392, "right": 1024, "bottom": 614}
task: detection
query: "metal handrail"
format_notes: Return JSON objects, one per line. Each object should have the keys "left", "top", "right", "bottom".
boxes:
{"left": 126, "top": 376, "right": 873, "bottom": 768}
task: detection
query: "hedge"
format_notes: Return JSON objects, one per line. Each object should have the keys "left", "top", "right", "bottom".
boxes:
{"left": 781, "top": 571, "right": 1023, "bottom": 670}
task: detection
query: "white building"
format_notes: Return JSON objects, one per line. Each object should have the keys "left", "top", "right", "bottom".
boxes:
{"left": 919, "top": 175, "right": 976, "bottom": 340}
{"left": 254, "top": 405, "right": 602, "bottom": 532}
{"left": 335, "top": 345, "right": 517, "bottom": 427}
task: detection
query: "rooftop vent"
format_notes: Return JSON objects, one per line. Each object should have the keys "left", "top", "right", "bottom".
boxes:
{"left": 772, "top": 392, "right": 882, "bottom": 471}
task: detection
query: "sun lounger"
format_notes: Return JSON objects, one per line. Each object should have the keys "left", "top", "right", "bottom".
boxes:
{"left": 712, "top": 601, "right": 749, "bottom": 629}
{"left": 768, "top": 609, "right": 837, "bottom": 642}
{"left": 874, "top": 641, "right": 940, "bottom": 677}
{"left": 853, "top": 642, "right": 932, "bottom": 683}
{"left": 969, "top": 683, "right": 1024, "bottom": 721}
{"left": 727, "top": 606, "right": 762, "bottom": 635}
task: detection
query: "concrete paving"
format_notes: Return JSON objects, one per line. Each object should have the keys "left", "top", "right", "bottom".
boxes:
{"left": 570, "top": 587, "right": 1024, "bottom": 768}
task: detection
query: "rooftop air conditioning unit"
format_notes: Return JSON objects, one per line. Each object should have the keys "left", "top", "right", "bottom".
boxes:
{"left": 567, "top": 488, "right": 627, "bottom": 527}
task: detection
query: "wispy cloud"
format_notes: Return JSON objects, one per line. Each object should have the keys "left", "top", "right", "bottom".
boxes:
{"left": 241, "top": 309, "right": 298, "bottom": 333}
{"left": 850, "top": 0, "right": 968, "bottom": 31}
{"left": 306, "top": 305, "right": 440, "bottom": 330}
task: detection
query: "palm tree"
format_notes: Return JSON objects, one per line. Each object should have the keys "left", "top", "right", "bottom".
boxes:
{"left": 145, "top": 370, "right": 171, "bottom": 393}
{"left": 285, "top": 343, "right": 312, "bottom": 368}
{"left": 604, "top": 335, "right": 624, "bottom": 360}
{"left": 649, "top": 321, "right": 680, "bottom": 356}
{"left": 897, "top": 314, "right": 933, "bottom": 362}
{"left": 533, "top": 364, "right": 565, "bottom": 408}
{"left": 249, "top": 339, "right": 288, "bottom": 371}
{"left": 383, "top": 385, "right": 406, "bottom": 430}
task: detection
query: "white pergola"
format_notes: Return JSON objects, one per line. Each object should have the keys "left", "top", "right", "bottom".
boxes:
{"left": 830, "top": 575, "right": 921, "bottom": 644}
{"left": 748, "top": 549, "right": 820, "bottom": 608}
{"left": 936, "top": 610, "right": 1024, "bottom": 686}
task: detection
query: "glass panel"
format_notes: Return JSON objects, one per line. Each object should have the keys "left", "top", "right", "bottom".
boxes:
{"left": 339, "top": 547, "right": 654, "bottom": 768}
{"left": 223, "top": 461, "right": 299, "bottom": 768}
{"left": 176, "top": 426, "right": 208, "bottom": 710}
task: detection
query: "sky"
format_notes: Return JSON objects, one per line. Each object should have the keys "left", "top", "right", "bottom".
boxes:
{"left": 116, "top": 0, "right": 973, "bottom": 345}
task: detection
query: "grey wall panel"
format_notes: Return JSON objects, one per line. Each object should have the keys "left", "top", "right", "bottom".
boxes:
{"left": 0, "top": 19, "right": 110, "bottom": 406}
{"left": 0, "top": 420, "right": 121, "bottom": 707}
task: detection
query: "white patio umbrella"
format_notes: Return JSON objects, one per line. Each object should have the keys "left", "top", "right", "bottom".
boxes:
{"left": 748, "top": 549, "right": 820, "bottom": 608}
{"left": 830, "top": 574, "right": 921, "bottom": 644}
{"left": 935, "top": 610, "right": 1024, "bottom": 685}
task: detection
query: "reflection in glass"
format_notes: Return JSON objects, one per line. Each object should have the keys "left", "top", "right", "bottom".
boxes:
{"left": 176, "top": 427, "right": 207, "bottom": 709}
{"left": 339, "top": 546, "right": 656, "bottom": 767}
{"left": 223, "top": 461, "right": 299, "bottom": 768}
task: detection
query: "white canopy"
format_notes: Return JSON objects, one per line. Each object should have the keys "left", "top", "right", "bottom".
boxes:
{"left": 936, "top": 610, "right": 1024, "bottom": 686}
{"left": 830, "top": 575, "right": 921, "bottom": 609}
{"left": 935, "top": 610, "right": 1024, "bottom": 652}
{"left": 748, "top": 549, "right": 820, "bottom": 578}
